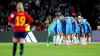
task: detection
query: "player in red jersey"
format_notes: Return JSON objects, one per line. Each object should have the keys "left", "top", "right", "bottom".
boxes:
{"left": 8, "top": 2, "right": 34, "bottom": 56}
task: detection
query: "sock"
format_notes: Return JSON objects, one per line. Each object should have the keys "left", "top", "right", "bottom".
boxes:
{"left": 85, "top": 37, "right": 87, "bottom": 42}
{"left": 57, "top": 36, "right": 60, "bottom": 45}
{"left": 73, "top": 36, "right": 77, "bottom": 44}
{"left": 59, "top": 36, "right": 63, "bottom": 45}
{"left": 20, "top": 43, "right": 24, "bottom": 56}
{"left": 88, "top": 37, "right": 91, "bottom": 43}
{"left": 80, "top": 37, "right": 82, "bottom": 43}
{"left": 47, "top": 35, "right": 51, "bottom": 44}
{"left": 51, "top": 34, "right": 54, "bottom": 39}
{"left": 63, "top": 36, "right": 66, "bottom": 45}
{"left": 53, "top": 36, "right": 56, "bottom": 45}
{"left": 66, "top": 40, "right": 69, "bottom": 45}
{"left": 82, "top": 38, "right": 86, "bottom": 45}
{"left": 68, "top": 35, "right": 72, "bottom": 45}
{"left": 68, "top": 40, "right": 72, "bottom": 45}
{"left": 81, "top": 37, "right": 83, "bottom": 44}
{"left": 76, "top": 37, "right": 79, "bottom": 42}
{"left": 72, "top": 37, "right": 74, "bottom": 42}
{"left": 12, "top": 43, "right": 17, "bottom": 56}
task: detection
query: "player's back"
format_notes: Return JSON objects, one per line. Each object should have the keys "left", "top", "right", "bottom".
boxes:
{"left": 50, "top": 20, "right": 57, "bottom": 29}
{"left": 56, "top": 19, "right": 62, "bottom": 28}
{"left": 8, "top": 11, "right": 33, "bottom": 32}
{"left": 13, "top": 12, "right": 27, "bottom": 32}
{"left": 85, "top": 21, "right": 92, "bottom": 30}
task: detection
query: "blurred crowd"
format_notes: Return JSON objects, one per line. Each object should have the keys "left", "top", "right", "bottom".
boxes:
{"left": 0, "top": 0, "right": 100, "bottom": 31}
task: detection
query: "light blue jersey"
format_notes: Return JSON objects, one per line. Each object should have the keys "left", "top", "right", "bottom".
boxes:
{"left": 78, "top": 19, "right": 88, "bottom": 34}
{"left": 56, "top": 19, "right": 63, "bottom": 33}
{"left": 50, "top": 20, "right": 57, "bottom": 34}
{"left": 73, "top": 20, "right": 80, "bottom": 34}
{"left": 64, "top": 17, "right": 74, "bottom": 34}
{"left": 85, "top": 21, "right": 92, "bottom": 33}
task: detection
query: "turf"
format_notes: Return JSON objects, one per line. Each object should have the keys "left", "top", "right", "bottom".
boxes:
{"left": 0, "top": 42, "right": 100, "bottom": 56}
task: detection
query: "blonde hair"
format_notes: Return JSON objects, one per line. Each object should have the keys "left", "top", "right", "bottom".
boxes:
{"left": 16, "top": 2, "right": 24, "bottom": 12}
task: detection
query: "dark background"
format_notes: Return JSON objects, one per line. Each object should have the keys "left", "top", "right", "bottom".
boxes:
{"left": 0, "top": 0, "right": 100, "bottom": 30}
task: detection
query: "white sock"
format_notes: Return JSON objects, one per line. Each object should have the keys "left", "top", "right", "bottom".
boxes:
{"left": 55, "top": 37, "right": 58, "bottom": 44}
{"left": 80, "top": 37, "right": 82, "bottom": 43}
{"left": 63, "top": 36, "right": 66, "bottom": 45}
{"left": 72, "top": 37, "right": 74, "bottom": 42}
{"left": 82, "top": 38, "right": 86, "bottom": 45}
{"left": 73, "top": 36, "right": 77, "bottom": 44}
{"left": 76, "top": 37, "right": 79, "bottom": 42}
{"left": 53, "top": 36, "right": 56, "bottom": 45}
{"left": 68, "top": 35, "right": 72, "bottom": 45}
{"left": 57, "top": 36, "right": 60, "bottom": 45}
{"left": 66, "top": 40, "right": 69, "bottom": 45}
{"left": 88, "top": 37, "right": 91, "bottom": 43}
{"left": 68, "top": 40, "right": 72, "bottom": 45}
{"left": 85, "top": 37, "right": 87, "bottom": 42}
{"left": 59, "top": 36, "right": 63, "bottom": 45}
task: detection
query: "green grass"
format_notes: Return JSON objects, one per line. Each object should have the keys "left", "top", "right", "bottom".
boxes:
{"left": 0, "top": 42, "right": 100, "bottom": 56}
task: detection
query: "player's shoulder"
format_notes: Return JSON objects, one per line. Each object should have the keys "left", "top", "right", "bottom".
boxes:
{"left": 10, "top": 11, "right": 17, "bottom": 18}
{"left": 24, "top": 12, "right": 29, "bottom": 15}
{"left": 11, "top": 11, "right": 17, "bottom": 14}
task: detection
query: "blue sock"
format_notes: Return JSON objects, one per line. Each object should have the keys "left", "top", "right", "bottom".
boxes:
{"left": 12, "top": 43, "right": 17, "bottom": 56}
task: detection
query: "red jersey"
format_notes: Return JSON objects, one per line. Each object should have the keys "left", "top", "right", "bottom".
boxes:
{"left": 8, "top": 11, "right": 34, "bottom": 32}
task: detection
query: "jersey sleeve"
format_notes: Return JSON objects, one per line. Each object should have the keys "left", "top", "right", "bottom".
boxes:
{"left": 25, "top": 12, "right": 34, "bottom": 25}
{"left": 8, "top": 12, "right": 15, "bottom": 24}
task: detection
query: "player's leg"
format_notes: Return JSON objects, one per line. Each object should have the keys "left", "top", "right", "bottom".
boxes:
{"left": 56, "top": 33, "right": 60, "bottom": 45}
{"left": 58, "top": 33, "right": 64, "bottom": 45}
{"left": 87, "top": 27, "right": 92, "bottom": 45}
{"left": 72, "top": 26, "right": 75, "bottom": 43}
{"left": 72, "top": 34, "right": 74, "bottom": 42}
{"left": 12, "top": 37, "right": 19, "bottom": 56}
{"left": 76, "top": 33, "right": 80, "bottom": 44}
{"left": 46, "top": 32, "right": 52, "bottom": 46}
{"left": 12, "top": 32, "right": 19, "bottom": 56}
{"left": 80, "top": 29, "right": 83, "bottom": 44}
{"left": 69, "top": 34, "right": 73, "bottom": 45}
{"left": 80, "top": 28, "right": 87, "bottom": 45}
{"left": 53, "top": 34, "right": 57, "bottom": 46}
{"left": 76, "top": 33, "right": 79, "bottom": 43}
{"left": 87, "top": 33, "right": 91, "bottom": 45}
{"left": 57, "top": 28, "right": 62, "bottom": 45}
{"left": 65, "top": 27, "right": 70, "bottom": 45}
{"left": 81, "top": 33, "right": 86, "bottom": 45}
{"left": 65, "top": 34, "right": 69, "bottom": 45}
{"left": 76, "top": 28, "right": 80, "bottom": 43}
{"left": 85, "top": 34, "right": 88, "bottom": 42}
{"left": 62, "top": 34, "right": 66, "bottom": 45}
{"left": 20, "top": 38, "right": 25, "bottom": 56}
{"left": 73, "top": 29, "right": 80, "bottom": 45}
{"left": 68, "top": 27, "right": 73, "bottom": 45}
{"left": 19, "top": 32, "right": 27, "bottom": 56}
{"left": 51, "top": 29, "right": 57, "bottom": 46}
{"left": 73, "top": 33, "right": 77, "bottom": 45}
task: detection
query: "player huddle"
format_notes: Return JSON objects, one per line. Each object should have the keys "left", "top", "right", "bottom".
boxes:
{"left": 47, "top": 14, "right": 92, "bottom": 46}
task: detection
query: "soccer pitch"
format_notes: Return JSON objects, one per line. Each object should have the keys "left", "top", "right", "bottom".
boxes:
{"left": 0, "top": 42, "right": 100, "bottom": 56}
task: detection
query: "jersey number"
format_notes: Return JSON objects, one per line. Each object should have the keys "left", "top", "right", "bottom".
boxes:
{"left": 15, "top": 16, "right": 26, "bottom": 26}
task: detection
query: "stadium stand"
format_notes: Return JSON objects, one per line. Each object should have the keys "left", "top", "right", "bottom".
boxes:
{"left": 0, "top": 0, "right": 100, "bottom": 31}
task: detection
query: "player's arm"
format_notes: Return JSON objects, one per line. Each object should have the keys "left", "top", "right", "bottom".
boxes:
{"left": 26, "top": 12, "right": 34, "bottom": 25}
{"left": 8, "top": 13, "right": 14, "bottom": 26}
{"left": 69, "top": 18, "right": 76, "bottom": 24}
{"left": 71, "top": 19, "right": 76, "bottom": 23}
